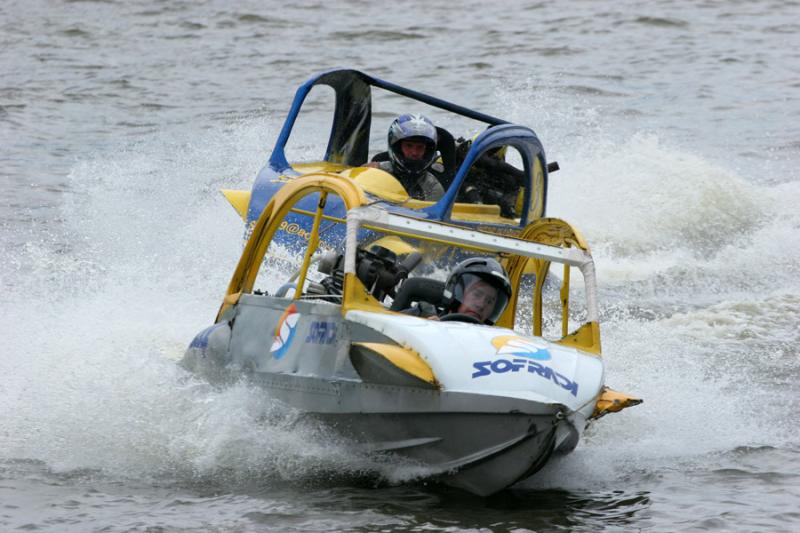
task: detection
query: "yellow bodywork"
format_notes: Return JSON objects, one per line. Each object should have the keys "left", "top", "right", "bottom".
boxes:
{"left": 498, "top": 217, "right": 601, "bottom": 354}
{"left": 352, "top": 342, "right": 437, "bottom": 386}
{"left": 221, "top": 163, "right": 521, "bottom": 226}
{"left": 341, "top": 272, "right": 395, "bottom": 315}
{"left": 221, "top": 189, "right": 251, "bottom": 221}
{"left": 591, "top": 387, "right": 643, "bottom": 419}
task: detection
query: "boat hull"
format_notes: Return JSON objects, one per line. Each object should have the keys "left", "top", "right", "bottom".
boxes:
{"left": 184, "top": 280, "right": 602, "bottom": 496}
{"left": 249, "top": 372, "right": 572, "bottom": 495}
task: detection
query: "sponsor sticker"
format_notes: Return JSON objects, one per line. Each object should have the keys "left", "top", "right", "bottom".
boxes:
{"left": 305, "top": 321, "right": 338, "bottom": 345}
{"left": 278, "top": 220, "right": 311, "bottom": 240}
{"left": 472, "top": 335, "right": 579, "bottom": 396}
{"left": 270, "top": 303, "right": 300, "bottom": 359}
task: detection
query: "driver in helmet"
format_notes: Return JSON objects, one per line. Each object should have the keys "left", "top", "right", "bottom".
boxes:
{"left": 442, "top": 257, "right": 512, "bottom": 324}
{"left": 400, "top": 257, "right": 512, "bottom": 325}
{"left": 367, "top": 114, "right": 445, "bottom": 201}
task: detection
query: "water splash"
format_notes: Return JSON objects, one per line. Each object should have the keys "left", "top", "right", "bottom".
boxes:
{"left": 0, "top": 116, "right": 426, "bottom": 490}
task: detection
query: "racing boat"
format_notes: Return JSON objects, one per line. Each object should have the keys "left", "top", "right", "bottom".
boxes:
{"left": 222, "top": 68, "right": 560, "bottom": 254}
{"left": 183, "top": 174, "right": 640, "bottom": 496}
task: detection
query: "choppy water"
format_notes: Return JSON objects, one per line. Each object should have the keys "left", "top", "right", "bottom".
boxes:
{"left": 2, "top": 0, "right": 799, "bottom": 531}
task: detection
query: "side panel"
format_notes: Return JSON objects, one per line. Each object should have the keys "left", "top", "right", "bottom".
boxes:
{"left": 228, "top": 295, "right": 359, "bottom": 380}
{"left": 345, "top": 310, "right": 604, "bottom": 412}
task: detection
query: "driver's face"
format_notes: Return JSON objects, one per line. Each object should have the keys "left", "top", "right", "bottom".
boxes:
{"left": 457, "top": 280, "right": 498, "bottom": 322}
{"left": 399, "top": 139, "right": 427, "bottom": 161}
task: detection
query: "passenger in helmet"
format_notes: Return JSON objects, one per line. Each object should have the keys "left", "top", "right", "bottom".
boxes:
{"left": 367, "top": 114, "right": 445, "bottom": 201}
{"left": 395, "top": 257, "right": 512, "bottom": 325}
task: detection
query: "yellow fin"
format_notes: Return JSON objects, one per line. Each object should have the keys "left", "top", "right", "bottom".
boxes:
{"left": 221, "top": 189, "right": 251, "bottom": 221}
{"left": 343, "top": 167, "right": 410, "bottom": 202}
{"left": 352, "top": 342, "right": 437, "bottom": 386}
{"left": 590, "top": 386, "right": 643, "bottom": 420}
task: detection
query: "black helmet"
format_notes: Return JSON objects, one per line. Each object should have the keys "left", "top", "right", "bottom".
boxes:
{"left": 387, "top": 114, "right": 438, "bottom": 179}
{"left": 443, "top": 257, "right": 512, "bottom": 324}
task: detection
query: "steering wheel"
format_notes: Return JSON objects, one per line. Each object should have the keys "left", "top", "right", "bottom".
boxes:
{"left": 439, "top": 313, "right": 482, "bottom": 324}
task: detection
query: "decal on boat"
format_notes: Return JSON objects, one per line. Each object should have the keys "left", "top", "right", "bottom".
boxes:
{"left": 305, "top": 321, "right": 338, "bottom": 345}
{"left": 473, "top": 335, "right": 578, "bottom": 396}
{"left": 188, "top": 322, "right": 228, "bottom": 349}
{"left": 490, "top": 335, "right": 551, "bottom": 360}
{"left": 270, "top": 303, "right": 301, "bottom": 359}
{"left": 278, "top": 220, "right": 312, "bottom": 240}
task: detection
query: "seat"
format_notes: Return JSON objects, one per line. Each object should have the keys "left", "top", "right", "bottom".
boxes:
{"left": 390, "top": 277, "right": 446, "bottom": 312}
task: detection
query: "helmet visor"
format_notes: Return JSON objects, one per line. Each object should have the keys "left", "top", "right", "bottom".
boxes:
{"left": 451, "top": 273, "right": 510, "bottom": 324}
{"left": 390, "top": 137, "right": 437, "bottom": 175}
